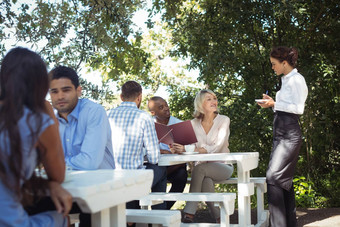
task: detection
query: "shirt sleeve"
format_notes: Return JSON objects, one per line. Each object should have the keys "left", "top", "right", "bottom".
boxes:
{"left": 143, "top": 115, "right": 160, "bottom": 164}
{"left": 204, "top": 116, "right": 230, "bottom": 154}
{"left": 65, "top": 105, "right": 110, "bottom": 170}
{"left": 274, "top": 75, "right": 308, "bottom": 114}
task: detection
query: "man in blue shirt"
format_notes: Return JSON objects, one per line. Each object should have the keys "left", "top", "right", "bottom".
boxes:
{"left": 49, "top": 66, "right": 115, "bottom": 170}
{"left": 49, "top": 66, "right": 115, "bottom": 227}
{"left": 148, "top": 96, "right": 188, "bottom": 209}
{"left": 107, "top": 81, "right": 167, "bottom": 210}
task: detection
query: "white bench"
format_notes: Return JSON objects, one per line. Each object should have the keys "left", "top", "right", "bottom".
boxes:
{"left": 126, "top": 209, "right": 181, "bottom": 227}
{"left": 139, "top": 192, "right": 236, "bottom": 227}
{"left": 186, "top": 177, "right": 269, "bottom": 227}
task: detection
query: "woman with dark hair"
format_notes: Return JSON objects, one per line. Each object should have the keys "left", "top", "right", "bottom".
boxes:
{"left": 171, "top": 89, "right": 234, "bottom": 223}
{"left": 258, "top": 46, "right": 308, "bottom": 227}
{"left": 0, "top": 47, "right": 72, "bottom": 226}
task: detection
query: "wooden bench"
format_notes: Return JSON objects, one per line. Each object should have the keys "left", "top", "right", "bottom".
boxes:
{"left": 186, "top": 177, "right": 269, "bottom": 227}
{"left": 139, "top": 192, "right": 236, "bottom": 227}
{"left": 126, "top": 209, "right": 181, "bottom": 227}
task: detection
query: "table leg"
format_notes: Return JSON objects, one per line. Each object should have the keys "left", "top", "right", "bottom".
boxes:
{"left": 110, "top": 203, "right": 126, "bottom": 227}
{"left": 237, "top": 167, "right": 252, "bottom": 227}
{"left": 92, "top": 208, "right": 110, "bottom": 227}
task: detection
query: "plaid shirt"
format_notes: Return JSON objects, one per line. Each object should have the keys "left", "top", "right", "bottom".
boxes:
{"left": 107, "top": 102, "right": 160, "bottom": 169}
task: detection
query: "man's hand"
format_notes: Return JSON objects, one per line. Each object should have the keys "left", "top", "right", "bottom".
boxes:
{"left": 49, "top": 181, "right": 72, "bottom": 216}
{"left": 160, "top": 149, "right": 172, "bottom": 154}
{"left": 170, "top": 143, "right": 185, "bottom": 154}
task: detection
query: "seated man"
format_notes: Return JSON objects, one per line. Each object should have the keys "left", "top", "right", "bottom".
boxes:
{"left": 148, "top": 96, "right": 188, "bottom": 210}
{"left": 49, "top": 66, "right": 115, "bottom": 170}
{"left": 49, "top": 66, "right": 115, "bottom": 226}
{"left": 26, "top": 66, "right": 115, "bottom": 227}
{"left": 107, "top": 81, "right": 167, "bottom": 210}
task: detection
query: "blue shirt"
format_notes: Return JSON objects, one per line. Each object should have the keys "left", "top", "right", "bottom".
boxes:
{"left": 0, "top": 107, "right": 67, "bottom": 226}
{"left": 57, "top": 99, "right": 115, "bottom": 170}
{"left": 154, "top": 116, "right": 182, "bottom": 151}
{"left": 107, "top": 102, "right": 160, "bottom": 169}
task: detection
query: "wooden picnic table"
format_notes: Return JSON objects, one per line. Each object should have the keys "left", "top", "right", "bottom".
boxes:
{"left": 62, "top": 169, "right": 153, "bottom": 227}
{"left": 158, "top": 152, "right": 259, "bottom": 227}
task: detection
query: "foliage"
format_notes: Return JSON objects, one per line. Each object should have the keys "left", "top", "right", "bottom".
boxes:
{"left": 0, "top": 0, "right": 149, "bottom": 100}
{"left": 153, "top": 0, "right": 340, "bottom": 207}
{"left": 294, "top": 176, "right": 318, "bottom": 208}
{"left": 1, "top": 0, "right": 339, "bottom": 207}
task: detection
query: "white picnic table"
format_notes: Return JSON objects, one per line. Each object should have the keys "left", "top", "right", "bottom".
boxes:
{"left": 158, "top": 152, "right": 259, "bottom": 227}
{"left": 62, "top": 169, "right": 153, "bottom": 227}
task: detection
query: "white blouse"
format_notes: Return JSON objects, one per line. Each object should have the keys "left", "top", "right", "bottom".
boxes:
{"left": 191, "top": 114, "right": 230, "bottom": 154}
{"left": 274, "top": 68, "right": 308, "bottom": 115}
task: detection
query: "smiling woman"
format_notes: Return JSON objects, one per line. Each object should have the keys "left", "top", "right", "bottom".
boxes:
{"left": 169, "top": 89, "right": 234, "bottom": 223}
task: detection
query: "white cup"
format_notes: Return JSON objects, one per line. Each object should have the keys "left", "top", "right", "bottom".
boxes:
{"left": 184, "top": 144, "right": 195, "bottom": 153}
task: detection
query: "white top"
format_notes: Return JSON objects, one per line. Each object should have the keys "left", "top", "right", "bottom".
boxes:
{"left": 191, "top": 114, "right": 230, "bottom": 154}
{"left": 274, "top": 68, "right": 308, "bottom": 115}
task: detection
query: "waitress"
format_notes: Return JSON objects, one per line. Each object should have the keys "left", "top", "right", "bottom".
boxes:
{"left": 258, "top": 46, "right": 308, "bottom": 227}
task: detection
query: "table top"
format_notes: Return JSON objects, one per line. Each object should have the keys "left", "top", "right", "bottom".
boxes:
{"left": 62, "top": 169, "right": 153, "bottom": 213}
{"left": 158, "top": 152, "right": 259, "bottom": 172}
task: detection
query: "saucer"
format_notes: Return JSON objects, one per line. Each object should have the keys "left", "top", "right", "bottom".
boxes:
{"left": 182, "top": 152, "right": 199, "bottom": 155}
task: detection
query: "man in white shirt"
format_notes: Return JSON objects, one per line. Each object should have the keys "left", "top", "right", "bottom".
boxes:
{"left": 148, "top": 96, "right": 188, "bottom": 209}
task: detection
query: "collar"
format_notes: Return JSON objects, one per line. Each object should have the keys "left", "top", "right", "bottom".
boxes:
{"left": 153, "top": 115, "right": 173, "bottom": 124}
{"left": 57, "top": 99, "right": 81, "bottom": 122}
{"left": 282, "top": 68, "right": 298, "bottom": 80}
{"left": 200, "top": 113, "right": 220, "bottom": 123}
{"left": 120, "top": 101, "right": 138, "bottom": 108}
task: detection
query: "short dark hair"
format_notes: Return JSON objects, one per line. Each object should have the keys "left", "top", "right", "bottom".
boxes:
{"left": 148, "top": 96, "right": 165, "bottom": 111}
{"left": 49, "top": 66, "right": 79, "bottom": 88}
{"left": 121, "top": 81, "right": 142, "bottom": 101}
{"left": 270, "top": 46, "right": 298, "bottom": 68}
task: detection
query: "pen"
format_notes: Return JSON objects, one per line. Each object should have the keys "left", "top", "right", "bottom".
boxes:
{"left": 265, "top": 90, "right": 268, "bottom": 95}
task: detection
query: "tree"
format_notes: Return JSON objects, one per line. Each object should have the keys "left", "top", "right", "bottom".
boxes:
{"left": 0, "top": 0, "right": 148, "bottom": 102}
{"left": 152, "top": 0, "right": 340, "bottom": 206}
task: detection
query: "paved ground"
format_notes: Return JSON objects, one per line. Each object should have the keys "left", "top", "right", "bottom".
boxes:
{"left": 71, "top": 207, "right": 340, "bottom": 226}
{"left": 194, "top": 207, "right": 340, "bottom": 226}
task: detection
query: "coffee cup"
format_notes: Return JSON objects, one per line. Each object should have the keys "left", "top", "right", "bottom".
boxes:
{"left": 184, "top": 144, "right": 195, "bottom": 153}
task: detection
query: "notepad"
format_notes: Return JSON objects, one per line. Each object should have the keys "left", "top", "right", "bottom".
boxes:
{"left": 155, "top": 120, "right": 198, "bottom": 145}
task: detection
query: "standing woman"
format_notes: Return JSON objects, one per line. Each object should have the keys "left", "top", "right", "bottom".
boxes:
{"left": 258, "top": 46, "right": 308, "bottom": 227}
{"left": 171, "top": 89, "right": 234, "bottom": 223}
{"left": 0, "top": 47, "right": 72, "bottom": 226}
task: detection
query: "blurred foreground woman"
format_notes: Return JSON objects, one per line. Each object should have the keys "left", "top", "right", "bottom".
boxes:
{"left": 0, "top": 47, "right": 72, "bottom": 226}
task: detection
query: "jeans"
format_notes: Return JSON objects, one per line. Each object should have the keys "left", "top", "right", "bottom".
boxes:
{"left": 126, "top": 163, "right": 167, "bottom": 210}
{"left": 166, "top": 164, "right": 188, "bottom": 209}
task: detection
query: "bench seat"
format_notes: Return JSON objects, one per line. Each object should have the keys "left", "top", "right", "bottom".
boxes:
{"left": 139, "top": 192, "right": 236, "bottom": 227}
{"left": 126, "top": 209, "right": 181, "bottom": 227}
{"left": 185, "top": 177, "right": 268, "bottom": 227}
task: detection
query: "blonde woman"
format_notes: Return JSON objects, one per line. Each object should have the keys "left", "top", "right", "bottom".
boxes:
{"left": 171, "top": 89, "right": 234, "bottom": 223}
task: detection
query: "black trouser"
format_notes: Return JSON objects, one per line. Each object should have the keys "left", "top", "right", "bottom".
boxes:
{"left": 267, "top": 111, "right": 301, "bottom": 227}
{"left": 25, "top": 197, "right": 91, "bottom": 227}
{"left": 267, "top": 184, "right": 297, "bottom": 227}
{"left": 126, "top": 163, "right": 167, "bottom": 210}
{"left": 166, "top": 164, "right": 187, "bottom": 209}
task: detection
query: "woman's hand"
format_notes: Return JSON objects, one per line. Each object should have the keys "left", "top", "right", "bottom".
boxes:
{"left": 258, "top": 94, "right": 275, "bottom": 108}
{"left": 170, "top": 143, "right": 185, "bottom": 154}
{"left": 49, "top": 181, "right": 72, "bottom": 216}
{"left": 197, "top": 147, "right": 207, "bottom": 153}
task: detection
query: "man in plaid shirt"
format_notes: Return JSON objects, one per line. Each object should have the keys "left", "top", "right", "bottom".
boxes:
{"left": 107, "top": 81, "right": 167, "bottom": 210}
